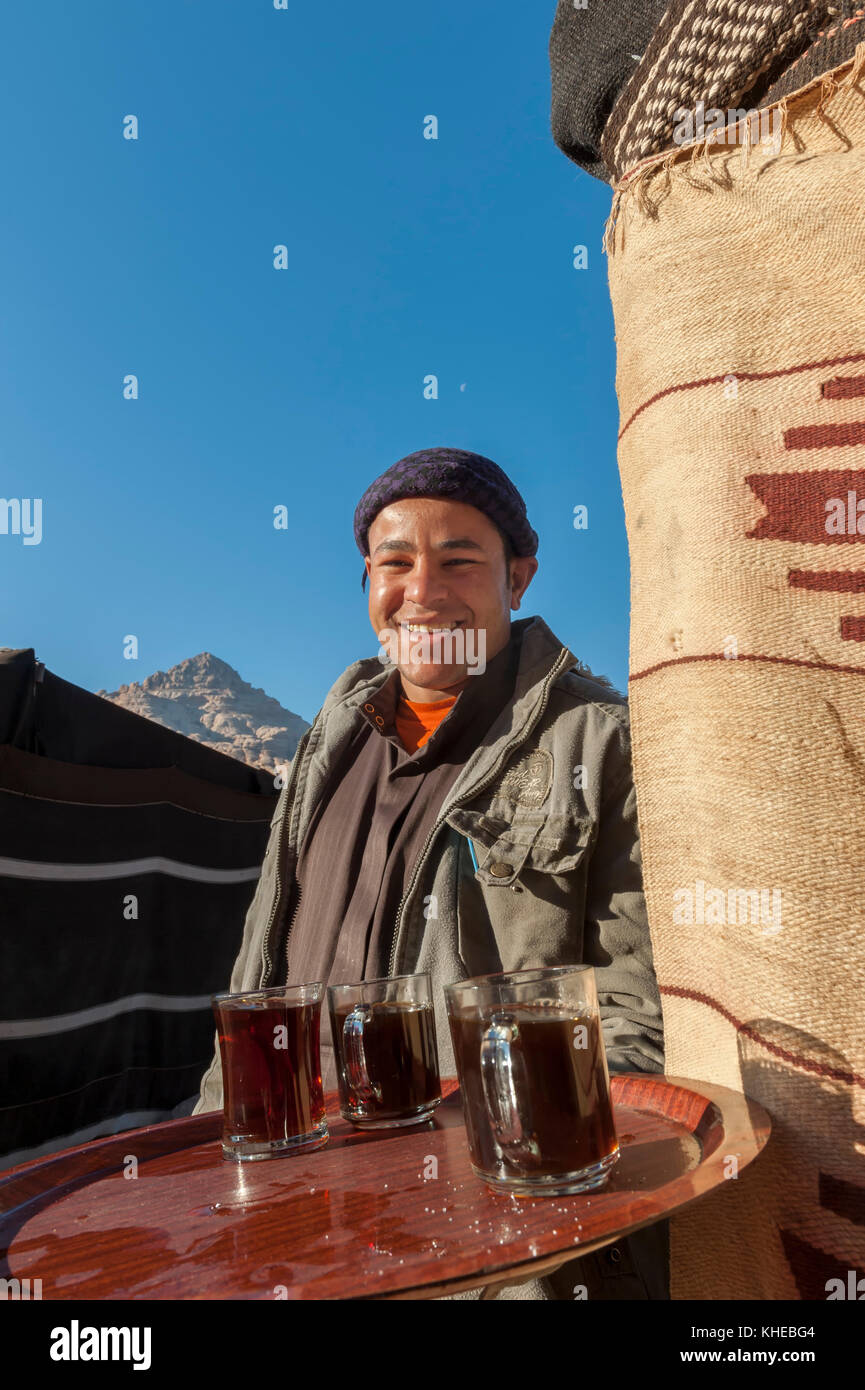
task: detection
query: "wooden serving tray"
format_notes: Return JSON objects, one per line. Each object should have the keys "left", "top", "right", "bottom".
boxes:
{"left": 0, "top": 1074, "right": 770, "bottom": 1299}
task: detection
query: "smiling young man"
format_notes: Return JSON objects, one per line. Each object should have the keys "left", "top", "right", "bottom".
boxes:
{"left": 195, "top": 446, "right": 666, "bottom": 1299}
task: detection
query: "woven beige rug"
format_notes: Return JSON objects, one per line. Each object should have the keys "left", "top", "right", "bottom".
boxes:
{"left": 606, "top": 46, "right": 865, "bottom": 1299}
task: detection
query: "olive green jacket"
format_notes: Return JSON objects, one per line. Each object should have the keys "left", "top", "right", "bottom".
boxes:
{"left": 195, "top": 615, "right": 663, "bottom": 1113}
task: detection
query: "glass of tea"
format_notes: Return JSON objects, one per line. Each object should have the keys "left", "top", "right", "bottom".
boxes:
{"left": 328, "top": 972, "right": 442, "bottom": 1129}
{"left": 212, "top": 982, "right": 328, "bottom": 1161}
{"left": 444, "top": 965, "right": 619, "bottom": 1196}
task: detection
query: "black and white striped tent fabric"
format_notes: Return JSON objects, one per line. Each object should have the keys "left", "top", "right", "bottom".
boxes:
{"left": 0, "top": 648, "right": 281, "bottom": 1169}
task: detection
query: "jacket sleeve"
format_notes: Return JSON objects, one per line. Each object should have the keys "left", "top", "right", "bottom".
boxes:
{"left": 192, "top": 779, "right": 290, "bottom": 1115}
{"left": 581, "top": 712, "right": 665, "bottom": 1074}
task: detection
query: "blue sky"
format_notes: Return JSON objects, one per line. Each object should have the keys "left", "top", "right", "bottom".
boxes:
{"left": 1, "top": 0, "right": 623, "bottom": 723}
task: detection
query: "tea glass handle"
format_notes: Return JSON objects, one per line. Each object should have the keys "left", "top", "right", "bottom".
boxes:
{"left": 480, "top": 1014, "right": 533, "bottom": 1158}
{"left": 343, "top": 1006, "right": 381, "bottom": 1103}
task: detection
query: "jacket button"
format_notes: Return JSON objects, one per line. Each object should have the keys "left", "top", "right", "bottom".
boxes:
{"left": 608, "top": 1247, "right": 621, "bottom": 1263}
{"left": 364, "top": 703, "right": 375, "bottom": 713}
{"left": 489, "top": 862, "right": 512, "bottom": 878}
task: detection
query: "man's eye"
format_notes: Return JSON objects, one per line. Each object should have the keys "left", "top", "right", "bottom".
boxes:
{"left": 378, "top": 556, "right": 476, "bottom": 568}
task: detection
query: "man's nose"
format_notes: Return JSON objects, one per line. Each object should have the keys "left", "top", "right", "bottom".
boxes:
{"left": 402, "top": 558, "right": 449, "bottom": 608}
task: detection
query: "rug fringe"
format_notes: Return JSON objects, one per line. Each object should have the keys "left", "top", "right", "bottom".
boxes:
{"left": 604, "top": 41, "right": 865, "bottom": 257}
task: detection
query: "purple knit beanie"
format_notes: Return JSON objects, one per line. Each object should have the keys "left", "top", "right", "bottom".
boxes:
{"left": 354, "top": 447, "right": 539, "bottom": 558}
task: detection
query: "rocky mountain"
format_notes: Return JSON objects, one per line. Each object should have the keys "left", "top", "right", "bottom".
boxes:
{"left": 96, "top": 653, "right": 309, "bottom": 774}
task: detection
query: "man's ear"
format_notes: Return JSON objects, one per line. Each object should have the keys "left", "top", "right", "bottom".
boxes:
{"left": 510, "top": 556, "right": 538, "bottom": 611}
{"left": 362, "top": 554, "right": 372, "bottom": 592}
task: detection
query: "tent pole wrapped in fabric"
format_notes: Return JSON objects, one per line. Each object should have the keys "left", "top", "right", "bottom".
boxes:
{"left": 0, "top": 649, "right": 279, "bottom": 1170}
{"left": 604, "top": 48, "right": 865, "bottom": 1298}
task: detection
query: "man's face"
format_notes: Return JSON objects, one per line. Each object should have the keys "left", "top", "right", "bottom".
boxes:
{"left": 365, "top": 497, "right": 538, "bottom": 700}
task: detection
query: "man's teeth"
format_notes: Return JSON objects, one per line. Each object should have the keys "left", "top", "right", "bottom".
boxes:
{"left": 403, "top": 623, "right": 462, "bottom": 632}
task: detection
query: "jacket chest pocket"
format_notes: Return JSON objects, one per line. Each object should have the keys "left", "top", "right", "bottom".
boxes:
{"left": 445, "top": 805, "right": 596, "bottom": 977}
{"left": 446, "top": 805, "right": 595, "bottom": 887}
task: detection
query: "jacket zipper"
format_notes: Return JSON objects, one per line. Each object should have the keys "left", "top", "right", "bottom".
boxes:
{"left": 282, "top": 882, "right": 302, "bottom": 981}
{"left": 260, "top": 722, "right": 316, "bottom": 985}
{"left": 386, "top": 646, "right": 573, "bottom": 977}
{"left": 264, "top": 682, "right": 383, "bottom": 982}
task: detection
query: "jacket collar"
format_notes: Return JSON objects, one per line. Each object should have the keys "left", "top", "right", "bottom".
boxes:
{"left": 316, "top": 616, "right": 578, "bottom": 800}
{"left": 319, "top": 615, "right": 576, "bottom": 720}
{"left": 292, "top": 616, "right": 581, "bottom": 859}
